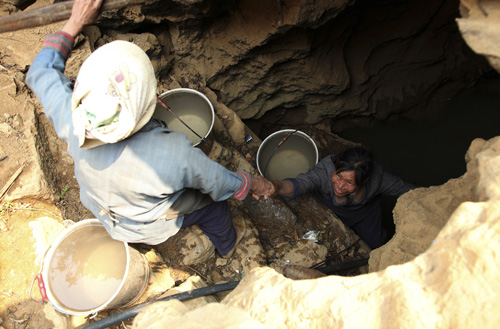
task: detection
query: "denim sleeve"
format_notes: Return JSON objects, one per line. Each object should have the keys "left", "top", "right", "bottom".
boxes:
{"left": 155, "top": 134, "right": 250, "bottom": 201}
{"left": 26, "top": 32, "right": 75, "bottom": 143}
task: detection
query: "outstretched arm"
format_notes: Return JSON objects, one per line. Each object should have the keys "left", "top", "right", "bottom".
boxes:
{"left": 62, "top": 0, "right": 104, "bottom": 37}
{"left": 271, "top": 179, "right": 294, "bottom": 198}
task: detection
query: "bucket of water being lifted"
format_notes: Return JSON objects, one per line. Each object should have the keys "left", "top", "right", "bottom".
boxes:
{"left": 257, "top": 129, "right": 319, "bottom": 181}
{"left": 154, "top": 88, "right": 215, "bottom": 154}
{"left": 41, "top": 219, "right": 150, "bottom": 317}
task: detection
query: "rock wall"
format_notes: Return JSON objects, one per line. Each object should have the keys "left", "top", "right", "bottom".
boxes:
{"left": 91, "top": 0, "right": 492, "bottom": 134}
{"left": 134, "top": 135, "right": 500, "bottom": 328}
{"left": 457, "top": 0, "right": 500, "bottom": 73}
{"left": 128, "top": 0, "right": 500, "bottom": 327}
{"left": 2, "top": 0, "right": 491, "bottom": 134}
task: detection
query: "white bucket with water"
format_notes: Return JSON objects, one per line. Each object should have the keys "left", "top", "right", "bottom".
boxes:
{"left": 257, "top": 129, "right": 319, "bottom": 181}
{"left": 41, "top": 219, "right": 150, "bottom": 316}
{"left": 154, "top": 88, "right": 215, "bottom": 150}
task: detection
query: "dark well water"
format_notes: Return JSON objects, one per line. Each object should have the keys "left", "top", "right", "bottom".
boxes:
{"left": 337, "top": 76, "right": 500, "bottom": 235}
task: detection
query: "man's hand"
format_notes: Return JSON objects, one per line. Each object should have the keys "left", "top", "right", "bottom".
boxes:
{"left": 62, "top": 0, "right": 105, "bottom": 37}
{"left": 250, "top": 176, "right": 275, "bottom": 200}
{"left": 270, "top": 179, "right": 294, "bottom": 198}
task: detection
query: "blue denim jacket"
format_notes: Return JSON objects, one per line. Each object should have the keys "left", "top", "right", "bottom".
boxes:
{"left": 26, "top": 32, "right": 250, "bottom": 244}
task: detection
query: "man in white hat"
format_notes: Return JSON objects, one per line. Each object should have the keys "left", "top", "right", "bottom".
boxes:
{"left": 26, "top": 0, "right": 274, "bottom": 258}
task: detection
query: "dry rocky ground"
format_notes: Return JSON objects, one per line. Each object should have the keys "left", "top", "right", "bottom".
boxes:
{"left": 0, "top": 5, "right": 368, "bottom": 329}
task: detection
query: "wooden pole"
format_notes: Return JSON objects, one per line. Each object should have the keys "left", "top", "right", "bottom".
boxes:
{"left": 0, "top": 164, "right": 25, "bottom": 201}
{"left": 0, "top": 0, "right": 147, "bottom": 34}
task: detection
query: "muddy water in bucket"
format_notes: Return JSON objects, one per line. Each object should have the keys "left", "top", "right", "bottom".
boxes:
{"left": 257, "top": 130, "right": 318, "bottom": 181}
{"left": 43, "top": 220, "right": 149, "bottom": 316}
{"left": 153, "top": 88, "right": 214, "bottom": 146}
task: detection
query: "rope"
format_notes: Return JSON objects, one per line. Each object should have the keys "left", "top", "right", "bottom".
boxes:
{"left": 262, "top": 129, "right": 299, "bottom": 177}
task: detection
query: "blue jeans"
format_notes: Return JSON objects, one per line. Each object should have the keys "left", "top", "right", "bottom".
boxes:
{"left": 181, "top": 200, "right": 236, "bottom": 255}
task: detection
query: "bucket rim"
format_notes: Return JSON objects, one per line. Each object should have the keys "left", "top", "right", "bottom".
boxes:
{"left": 41, "top": 219, "right": 131, "bottom": 317}
{"left": 157, "top": 88, "right": 215, "bottom": 147}
{"left": 256, "top": 129, "right": 319, "bottom": 178}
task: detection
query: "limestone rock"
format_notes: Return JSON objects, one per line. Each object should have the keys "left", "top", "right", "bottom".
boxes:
{"left": 1, "top": 0, "right": 33, "bottom": 9}
{"left": 215, "top": 219, "right": 266, "bottom": 280}
{"left": 280, "top": 239, "right": 328, "bottom": 268}
{"left": 0, "top": 122, "right": 12, "bottom": 134}
{"left": 236, "top": 221, "right": 266, "bottom": 274}
{"left": 133, "top": 136, "right": 500, "bottom": 328}
{"left": 141, "top": 264, "right": 176, "bottom": 301}
{"left": 282, "top": 264, "right": 327, "bottom": 280}
{"left": 29, "top": 216, "right": 65, "bottom": 266}
{"left": 369, "top": 137, "right": 494, "bottom": 272}
{"left": 133, "top": 300, "right": 266, "bottom": 329}
{"left": 457, "top": 0, "right": 500, "bottom": 73}
{"left": 180, "top": 226, "right": 216, "bottom": 266}
{"left": 132, "top": 299, "right": 189, "bottom": 329}
{"left": 152, "top": 0, "right": 488, "bottom": 132}
{"left": 370, "top": 180, "right": 475, "bottom": 271}
{"left": 157, "top": 276, "right": 218, "bottom": 310}
{"left": 42, "top": 303, "right": 72, "bottom": 329}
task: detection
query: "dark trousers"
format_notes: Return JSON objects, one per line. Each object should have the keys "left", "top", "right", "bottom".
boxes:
{"left": 316, "top": 192, "right": 388, "bottom": 249}
{"left": 181, "top": 200, "right": 236, "bottom": 255}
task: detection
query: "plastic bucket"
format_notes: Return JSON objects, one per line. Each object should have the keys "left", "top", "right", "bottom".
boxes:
{"left": 41, "top": 219, "right": 150, "bottom": 316}
{"left": 154, "top": 88, "right": 214, "bottom": 153}
{"left": 257, "top": 129, "right": 318, "bottom": 181}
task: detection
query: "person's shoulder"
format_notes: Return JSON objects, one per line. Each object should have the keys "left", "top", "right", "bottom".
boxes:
{"left": 371, "top": 160, "right": 385, "bottom": 173}
{"left": 323, "top": 154, "right": 336, "bottom": 160}
{"left": 316, "top": 154, "right": 335, "bottom": 168}
{"left": 319, "top": 154, "right": 335, "bottom": 163}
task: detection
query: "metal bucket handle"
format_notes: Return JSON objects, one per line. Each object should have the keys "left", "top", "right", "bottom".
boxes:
{"left": 261, "top": 129, "right": 299, "bottom": 177}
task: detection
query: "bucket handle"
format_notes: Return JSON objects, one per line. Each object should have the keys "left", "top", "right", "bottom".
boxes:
{"left": 29, "top": 220, "right": 74, "bottom": 303}
{"left": 262, "top": 129, "right": 299, "bottom": 177}
{"left": 156, "top": 96, "right": 206, "bottom": 143}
